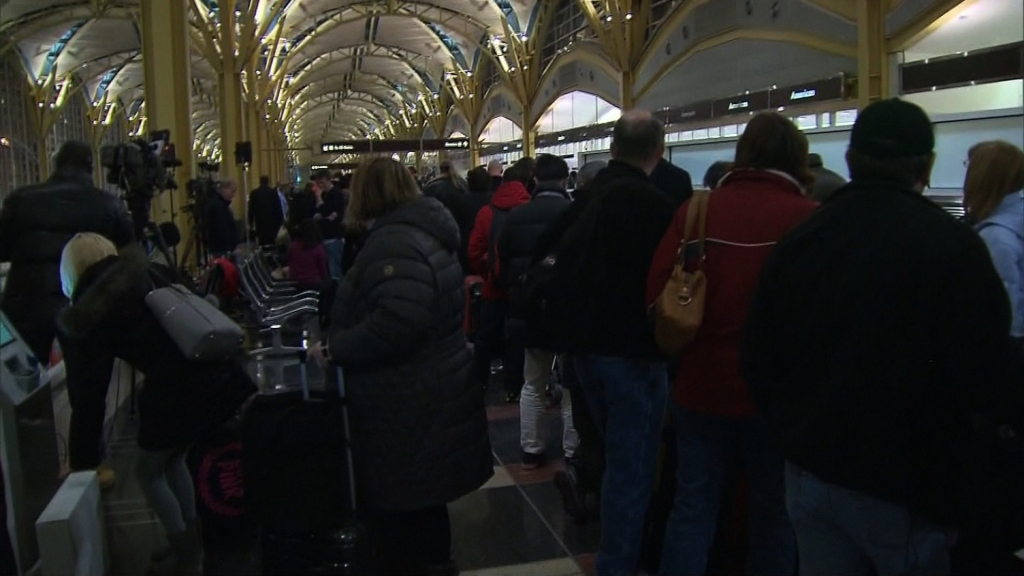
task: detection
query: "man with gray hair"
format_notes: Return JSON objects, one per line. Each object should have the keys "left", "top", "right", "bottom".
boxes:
{"left": 550, "top": 110, "right": 675, "bottom": 576}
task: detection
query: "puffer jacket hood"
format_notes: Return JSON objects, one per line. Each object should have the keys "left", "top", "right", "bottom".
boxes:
{"left": 490, "top": 181, "right": 531, "bottom": 210}
{"left": 373, "top": 196, "right": 461, "bottom": 253}
{"left": 59, "top": 246, "right": 151, "bottom": 339}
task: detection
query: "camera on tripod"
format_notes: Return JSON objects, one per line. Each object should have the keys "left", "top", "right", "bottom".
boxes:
{"left": 100, "top": 129, "right": 181, "bottom": 200}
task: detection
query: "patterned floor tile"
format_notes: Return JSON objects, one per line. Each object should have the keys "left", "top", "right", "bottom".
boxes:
{"left": 462, "top": 557, "right": 583, "bottom": 576}
{"left": 451, "top": 486, "right": 571, "bottom": 571}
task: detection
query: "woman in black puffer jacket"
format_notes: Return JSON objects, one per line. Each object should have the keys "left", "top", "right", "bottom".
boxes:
{"left": 57, "top": 234, "right": 256, "bottom": 575}
{"left": 308, "top": 158, "right": 493, "bottom": 576}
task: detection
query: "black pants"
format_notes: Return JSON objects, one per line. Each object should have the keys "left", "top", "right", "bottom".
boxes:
{"left": 562, "top": 354, "right": 604, "bottom": 492}
{"left": 364, "top": 504, "right": 451, "bottom": 575}
{"left": 472, "top": 299, "right": 524, "bottom": 396}
{"left": 57, "top": 330, "right": 114, "bottom": 470}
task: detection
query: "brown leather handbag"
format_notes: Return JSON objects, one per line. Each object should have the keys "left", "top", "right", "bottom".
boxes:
{"left": 654, "top": 192, "right": 709, "bottom": 355}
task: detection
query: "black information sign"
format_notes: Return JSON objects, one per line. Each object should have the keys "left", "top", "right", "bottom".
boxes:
{"left": 770, "top": 76, "right": 845, "bottom": 107}
{"left": 320, "top": 138, "right": 470, "bottom": 154}
{"left": 712, "top": 90, "right": 770, "bottom": 117}
{"left": 665, "top": 100, "right": 714, "bottom": 124}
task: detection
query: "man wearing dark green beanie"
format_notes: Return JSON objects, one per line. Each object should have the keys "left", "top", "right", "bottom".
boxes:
{"left": 742, "top": 98, "right": 1014, "bottom": 576}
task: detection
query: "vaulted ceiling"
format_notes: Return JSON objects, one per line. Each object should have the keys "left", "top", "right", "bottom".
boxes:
{"left": 0, "top": 0, "right": 992, "bottom": 160}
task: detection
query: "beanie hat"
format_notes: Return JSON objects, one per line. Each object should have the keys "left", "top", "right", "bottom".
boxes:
{"left": 60, "top": 233, "right": 118, "bottom": 299}
{"left": 850, "top": 98, "right": 935, "bottom": 159}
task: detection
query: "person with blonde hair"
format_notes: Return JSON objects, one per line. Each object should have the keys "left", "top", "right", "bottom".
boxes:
{"left": 964, "top": 140, "right": 1024, "bottom": 339}
{"left": 307, "top": 157, "right": 492, "bottom": 576}
{"left": 57, "top": 233, "right": 255, "bottom": 575}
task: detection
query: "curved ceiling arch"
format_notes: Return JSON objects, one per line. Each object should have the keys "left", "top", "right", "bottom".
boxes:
{"left": 288, "top": 43, "right": 448, "bottom": 97}
{"left": 294, "top": 74, "right": 417, "bottom": 110}
{"left": 289, "top": 53, "right": 434, "bottom": 99}
{"left": 293, "top": 104, "right": 385, "bottom": 131}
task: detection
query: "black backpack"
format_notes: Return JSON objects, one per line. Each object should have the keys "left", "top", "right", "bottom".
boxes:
{"left": 512, "top": 191, "right": 609, "bottom": 352}
{"left": 487, "top": 205, "right": 511, "bottom": 286}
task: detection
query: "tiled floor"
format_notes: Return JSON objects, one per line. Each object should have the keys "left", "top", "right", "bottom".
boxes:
{"left": 102, "top": 334, "right": 600, "bottom": 575}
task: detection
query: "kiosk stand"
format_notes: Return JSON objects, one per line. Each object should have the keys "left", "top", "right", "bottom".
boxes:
{"left": 0, "top": 312, "right": 61, "bottom": 575}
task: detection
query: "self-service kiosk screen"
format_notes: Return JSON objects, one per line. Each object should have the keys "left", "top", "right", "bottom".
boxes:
{"left": 0, "top": 318, "right": 14, "bottom": 348}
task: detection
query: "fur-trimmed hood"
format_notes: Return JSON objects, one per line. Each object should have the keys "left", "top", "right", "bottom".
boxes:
{"left": 58, "top": 246, "right": 152, "bottom": 340}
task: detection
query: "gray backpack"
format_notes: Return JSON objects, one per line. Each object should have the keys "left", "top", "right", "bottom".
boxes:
{"left": 145, "top": 282, "right": 243, "bottom": 361}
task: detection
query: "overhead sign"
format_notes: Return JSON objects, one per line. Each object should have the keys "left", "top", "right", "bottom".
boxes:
{"left": 665, "top": 100, "right": 713, "bottom": 124}
{"left": 309, "top": 163, "right": 360, "bottom": 171}
{"left": 770, "top": 76, "right": 845, "bottom": 107}
{"left": 712, "top": 90, "right": 770, "bottom": 117}
{"left": 319, "top": 138, "right": 469, "bottom": 154}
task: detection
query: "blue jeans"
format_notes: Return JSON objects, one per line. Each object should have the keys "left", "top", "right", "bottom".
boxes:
{"left": 660, "top": 408, "right": 795, "bottom": 576}
{"left": 324, "top": 238, "right": 345, "bottom": 280}
{"left": 785, "top": 462, "right": 956, "bottom": 576}
{"left": 574, "top": 355, "right": 668, "bottom": 576}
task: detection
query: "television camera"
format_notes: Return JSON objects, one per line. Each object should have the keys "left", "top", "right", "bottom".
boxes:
{"left": 100, "top": 130, "right": 183, "bottom": 240}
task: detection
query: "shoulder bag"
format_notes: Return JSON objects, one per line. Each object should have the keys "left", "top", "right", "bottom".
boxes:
{"left": 654, "top": 191, "right": 709, "bottom": 355}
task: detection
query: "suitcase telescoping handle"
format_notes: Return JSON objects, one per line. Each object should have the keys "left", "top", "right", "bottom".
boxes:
{"left": 337, "top": 366, "right": 358, "bottom": 512}
{"left": 295, "top": 349, "right": 359, "bottom": 512}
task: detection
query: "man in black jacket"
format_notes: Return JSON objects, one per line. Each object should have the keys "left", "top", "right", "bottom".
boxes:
{"left": 497, "top": 154, "right": 578, "bottom": 470}
{"left": 741, "top": 99, "right": 1013, "bottom": 575}
{"left": 0, "top": 141, "right": 134, "bottom": 362}
{"left": 248, "top": 175, "right": 284, "bottom": 247}
{"left": 450, "top": 166, "right": 492, "bottom": 274}
{"left": 561, "top": 110, "right": 675, "bottom": 576}
{"left": 649, "top": 157, "right": 693, "bottom": 208}
{"left": 313, "top": 170, "right": 348, "bottom": 279}
{"left": 205, "top": 179, "right": 240, "bottom": 258}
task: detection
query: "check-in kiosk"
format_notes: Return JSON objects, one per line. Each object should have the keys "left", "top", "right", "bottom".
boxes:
{"left": 1, "top": 311, "right": 61, "bottom": 575}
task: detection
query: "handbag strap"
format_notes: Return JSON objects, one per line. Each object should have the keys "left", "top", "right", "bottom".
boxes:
{"left": 678, "top": 192, "right": 710, "bottom": 270}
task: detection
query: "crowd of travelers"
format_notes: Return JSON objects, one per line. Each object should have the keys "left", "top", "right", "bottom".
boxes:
{"left": 0, "top": 95, "right": 1022, "bottom": 576}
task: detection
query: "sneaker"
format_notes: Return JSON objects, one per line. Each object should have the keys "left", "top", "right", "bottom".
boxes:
{"left": 521, "top": 452, "right": 545, "bottom": 470}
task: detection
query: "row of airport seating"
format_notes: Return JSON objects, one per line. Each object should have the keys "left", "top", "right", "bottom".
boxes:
{"left": 237, "top": 250, "right": 319, "bottom": 358}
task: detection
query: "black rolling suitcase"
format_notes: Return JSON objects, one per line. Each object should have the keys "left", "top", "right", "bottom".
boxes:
{"left": 242, "top": 358, "right": 372, "bottom": 575}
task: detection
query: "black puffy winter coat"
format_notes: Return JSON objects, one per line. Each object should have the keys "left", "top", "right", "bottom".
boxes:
{"left": 57, "top": 247, "right": 256, "bottom": 451}
{"left": 0, "top": 168, "right": 134, "bottom": 360}
{"left": 496, "top": 182, "right": 571, "bottom": 287}
{"left": 326, "top": 197, "right": 493, "bottom": 511}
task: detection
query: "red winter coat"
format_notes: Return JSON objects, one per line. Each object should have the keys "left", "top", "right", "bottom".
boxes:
{"left": 468, "top": 181, "right": 531, "bottom": 300}
{"left": 647, "top": 170, "right": 818, "bottom": 417}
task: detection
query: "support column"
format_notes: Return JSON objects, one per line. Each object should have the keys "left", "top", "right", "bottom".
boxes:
{"left": 141, "top": 0, "right": 195, "bottom": 250}
{"left": 857, "top": 0, "right": 889, "bottom": 108}
{"left": 620, "top": 69, "right": 635, "bottom": 111}
{"left": 521, "top": 107, "right": 535, "bottom": 158}
{"left": 469, "top": 137, "right": 481, "bottom": 167}
{"left": 31, "top": 99, "right": 54, "bottom": 181}
{"left": 218, "top": 0, "right": 246, "bottom": 217}
{"left": 244, "top": 59, "right": 264, "bottom": 192}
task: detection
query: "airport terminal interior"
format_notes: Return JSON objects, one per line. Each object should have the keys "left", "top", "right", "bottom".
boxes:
{"left": 1, "top": 0, "right": 1023, "bottom": 575}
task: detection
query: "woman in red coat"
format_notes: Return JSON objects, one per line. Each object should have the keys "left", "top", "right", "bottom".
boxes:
{"left": 647, "top": 112, "right": 818, "bottom": 576}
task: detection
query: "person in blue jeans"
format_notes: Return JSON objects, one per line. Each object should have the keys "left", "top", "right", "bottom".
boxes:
{"left": 742, "top": 100, "right": 1014, "bottom": 576}
{"left": 647, "top": 112, "right": 814, "bottom": 575}
{"left": 312, "top": 170, "right": 348, "bottom": 280}
{"left": 556, "top": 110, "right": 675, "bottom": 576}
